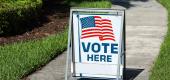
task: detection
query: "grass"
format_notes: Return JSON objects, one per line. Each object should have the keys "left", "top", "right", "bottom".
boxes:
{"left": 0, "top": 31, "right": 68, "bottom": 80}
{"left": 0, "top": 0, "right": 112, "bottom": 80}
{"left": 149, "top": 0, "right": 170, "bottom": 80}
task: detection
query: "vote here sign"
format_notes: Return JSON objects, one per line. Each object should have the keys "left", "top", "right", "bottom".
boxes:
{"left": 70, "top": 9, "right": 125, "bottom": 79}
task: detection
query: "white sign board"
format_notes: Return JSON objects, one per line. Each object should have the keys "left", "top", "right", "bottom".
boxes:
{"left": 65, "top": 8, "right": 125, "bottom": 80}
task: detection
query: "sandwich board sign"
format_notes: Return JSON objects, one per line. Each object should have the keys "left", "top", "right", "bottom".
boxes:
{"left": 65, "top": 8, "right": 125, "bottom": 80}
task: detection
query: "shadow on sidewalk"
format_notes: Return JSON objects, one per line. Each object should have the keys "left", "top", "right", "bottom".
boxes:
{"left": 124, "top": 68, "right": 144, "bottom": 80}
{"left": 77, "top": 68, "right": 144, "bottom": 80}
{"left": 111, "top": 0, "right": 149, "bottom": 9}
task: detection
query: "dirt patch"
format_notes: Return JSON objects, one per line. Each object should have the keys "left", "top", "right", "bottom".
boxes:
{"left": 0, "top": 0, "right": 70, "bottom": 45}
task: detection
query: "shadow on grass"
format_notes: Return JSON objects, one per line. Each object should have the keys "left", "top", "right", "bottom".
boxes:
{"left": 77, "top": 68, "right": 144, "bottom": 80}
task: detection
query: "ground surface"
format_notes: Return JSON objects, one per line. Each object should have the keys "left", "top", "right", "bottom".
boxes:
{"left": 26, "top": 0, "right": 167, "bottom": 80}
{"left": 112, "top": 0, "right": 167, "bottom": 80}
{"left": 0, "top": 0, "right": 69, "bottom": 45}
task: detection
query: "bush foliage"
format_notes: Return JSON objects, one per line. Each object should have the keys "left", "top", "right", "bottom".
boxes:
{"left": 0, "top": 0, "right": 42, "bottom": 35}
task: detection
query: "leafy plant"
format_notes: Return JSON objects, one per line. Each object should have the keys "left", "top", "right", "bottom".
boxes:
{"left": 0, "top": 0, "right": 42, "bottom": 35}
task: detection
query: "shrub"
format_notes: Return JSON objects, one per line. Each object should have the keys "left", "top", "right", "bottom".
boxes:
{"left": 0, "top": 0, "right": 42, "bottom": 36}
{"left": 64, "top": 0, "right": 111, "bottom": 8}
{"left": 78, "top": 1, "right": 112, "bottom": 8}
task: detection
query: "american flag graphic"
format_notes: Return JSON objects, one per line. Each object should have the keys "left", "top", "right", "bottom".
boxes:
{"left": 80, "top": 16, "right": 115, "bottom": 41}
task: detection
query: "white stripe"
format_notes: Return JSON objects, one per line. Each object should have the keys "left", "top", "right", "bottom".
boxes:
{"left": 95, "top": 18, "right": 101, "bottom": 20}
{"left": 82, "top": 27, "right": 112, "bottom": 30}
{"left": 95, "top": 24, "right": 102, "bottom": 26}
{"left": 102, "top": 21, "right": 111, "bottom": 23}
{"left": 82, "top": 27, "right": 101, "bottom": 30}
{"left": 102, "top": 24, "right": 112, "bottom": 26}
{"left": 82, "top": 31, "right": 113, "bottom": 34}
{"left": 81, "top": 34, "right": 102, "bottom": 38}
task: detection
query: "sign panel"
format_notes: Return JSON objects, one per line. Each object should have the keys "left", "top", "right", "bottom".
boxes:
{"left": 66, "top": 8, "right": 125, "bottom": 80}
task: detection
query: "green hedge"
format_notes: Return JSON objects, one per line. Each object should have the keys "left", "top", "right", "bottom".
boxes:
{"left": 65, "top": 0, "right": 111, "bottom": 7}
{"left": 0, "top": 0, "right": 42, "bottom": 36}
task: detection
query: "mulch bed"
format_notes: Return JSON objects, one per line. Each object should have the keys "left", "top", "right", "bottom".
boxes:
{"left": 0, "top": 0, "right": 70, "bottom": 45}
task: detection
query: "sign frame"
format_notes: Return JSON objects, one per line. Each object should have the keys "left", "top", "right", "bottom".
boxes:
{"left": 65, "top": 8, "right": 126, "bottom": 80}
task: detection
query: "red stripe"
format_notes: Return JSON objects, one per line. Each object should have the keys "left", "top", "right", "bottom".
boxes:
{"left": 81, "top": 35, "right": 101, "bottom": 39}
{"left": 82, "top": 32, "right": 102, "bottom": 35}
{"left": 82, "top": 29, "right": 113, "bottom": 33}
{"left": 82, "top": 26, "right": 113, "bottom": 31}
{"left": 102, "top": 19, "right": 111, "bottom": 22}
{"left": 82, "top": 32, "right": 113, "bottom": 35}
{"left": 102, "top": 22, "right": 112, "bottom": 25}
{"left": 94, "top": 16, "right": 101, "bottom": 18}
{"left": 95, "top": 20, "right": 101, "bottom": 22}
{"left": 95, "top": 26, "right": 112, "bottom": 28}
{"left": 102, "top": 26, "right": 112, "bottom": 28}
{"left": 82, "top": 29, "right": 101, "bottom": 32}
{"left": 101, "top": 32, "right": 114, "bottom": 35}
{"left": 100, "top": 38, "right": 115, "bottom": 41}
{"left": 102, "top": 35, "right": 115, "bottom": 38}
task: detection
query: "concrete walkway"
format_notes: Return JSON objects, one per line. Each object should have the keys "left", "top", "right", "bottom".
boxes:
{"left": 112, "top": 0, "right": 167, "bottom": 80}
{"left": 26, "top": 0, "right": 167, "bottom": 80}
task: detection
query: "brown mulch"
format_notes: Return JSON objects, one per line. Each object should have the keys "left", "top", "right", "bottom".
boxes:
{"left": 0, "top": 0, "right": 70, "bottom": 45}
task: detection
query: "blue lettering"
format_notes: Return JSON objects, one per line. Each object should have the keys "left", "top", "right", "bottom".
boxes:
{"left": 92, "top": 43, "right": 101, "bottom": 53}
{"left": 87, "top": 54, "right": 112, "bottom": 62}
{"left": 111, "top": 44, "right": 118, "bottom": 53}
{"left": 94, "top": 55, "right": 99, "bottom": 61}
{"left": 100, "top": 55, "right": 106, "bottom": 62}
{"left": 82, "top": 42, "right": 118, "bottom": 54}
{"left": 82, "top": 42, "right": 91, "bottom": 52}
{"left": 102, "top": 43, "right": 109, "bottom": 53}
{"left": 107, "top": 55, "right": 112, "bottom": 62}
{"left": 87, "top": 54, "right": 93, "bottom": 61}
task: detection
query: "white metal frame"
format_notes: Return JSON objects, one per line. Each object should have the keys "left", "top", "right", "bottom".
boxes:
{"left": 65, "top": 8, "right": 125, "bottom": 80}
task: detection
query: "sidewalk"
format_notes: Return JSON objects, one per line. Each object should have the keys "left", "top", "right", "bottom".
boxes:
{"left": 26, "top": 0, "right": 167, "bottom": 80}
{"left": 112, "top": 0, "right": 167, "bottom": 80}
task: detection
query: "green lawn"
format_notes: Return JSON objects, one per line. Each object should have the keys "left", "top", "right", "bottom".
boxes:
{"left": 0, "top": 0, "right": 112, "bottom": 80}
{"left": 149, "top": 0, "right": 170, "bottom": 80}
{"left": 0, "top": 31, "right": 68, "bottom": 80}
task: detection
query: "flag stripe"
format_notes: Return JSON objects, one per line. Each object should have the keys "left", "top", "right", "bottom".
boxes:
{"left": 102, "top": 19, "right": 111, "bottom": 22}
{"left": 82, "top": 28, "right": 113, "bottom": 33}
{"left": 95, "top": 26, "right": 112, "bottom": 28}
{"left": 81, "top": 35, "right": 101, "bottom": 39}
{"left": 100, "top": 38, "right": 115, "bottom": 41}
{"left": 81, "top": 16, "right": 115, "bottom": 41}
{"left": 82, "top": 32, "right": 114, "bottom": 35}
{"left": 94, "top": 16, "right": 101, "bottom": 18}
